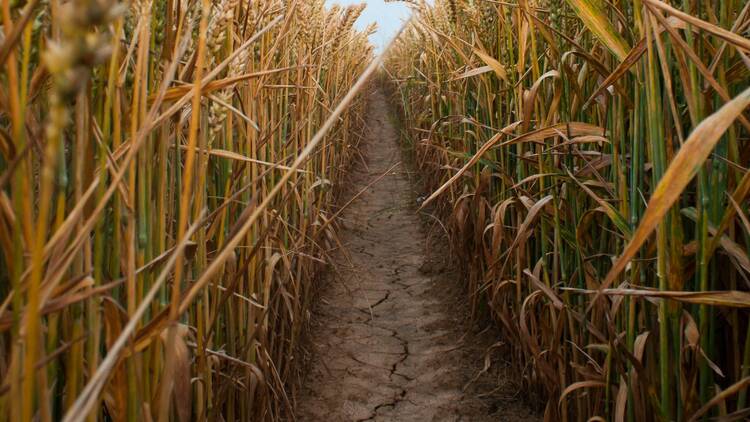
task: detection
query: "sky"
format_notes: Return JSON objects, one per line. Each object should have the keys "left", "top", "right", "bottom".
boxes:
{"left": 325, "top": 1, "right": 413, "bottom": 51}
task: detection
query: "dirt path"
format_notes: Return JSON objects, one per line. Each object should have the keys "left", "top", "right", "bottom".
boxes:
{"left": 294, "top": 89, "right": 538, "bottom": 421}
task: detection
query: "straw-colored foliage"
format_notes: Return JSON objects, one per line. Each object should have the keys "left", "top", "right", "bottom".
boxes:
{"left": 387, "top": 0, "right": 750, "bottom": 419}
{"left": 0, "top": 0, "right": 374, "bottom": 419}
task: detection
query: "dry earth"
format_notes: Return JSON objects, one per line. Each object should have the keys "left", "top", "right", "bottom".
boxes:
{"left": 293, "top": 88, "right": 539, "bottom": 421}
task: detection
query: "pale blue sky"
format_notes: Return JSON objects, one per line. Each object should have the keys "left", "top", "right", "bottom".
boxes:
{"left": 325, "top": 1, "right": 413, "bottom": 51}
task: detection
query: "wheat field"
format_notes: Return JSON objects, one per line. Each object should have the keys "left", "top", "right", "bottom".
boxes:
{"left": 1, "top": 0, "right": 750, "bottom": 420}
{"left": 387, "top": 0, "right": 750, "bottom": 420}
{"left": 0, "top": 0, "right": 377, "bottom": 420}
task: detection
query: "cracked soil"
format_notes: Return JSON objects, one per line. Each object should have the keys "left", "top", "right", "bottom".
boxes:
{"left": 293, "top": 89, "right": 539, "bottom": 421}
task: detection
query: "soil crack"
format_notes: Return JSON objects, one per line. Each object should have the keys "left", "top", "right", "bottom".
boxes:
{"left": 367, "top": 290, "right": 391, "bottom": 310}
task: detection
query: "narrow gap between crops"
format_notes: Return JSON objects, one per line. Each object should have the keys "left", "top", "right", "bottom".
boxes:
{"left": 292, "top": 87, "right": 539, "bottom": 421}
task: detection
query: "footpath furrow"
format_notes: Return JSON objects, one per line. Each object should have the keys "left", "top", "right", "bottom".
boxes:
{"left": 294, "top": 88, "right": 538, "bottom": 422}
